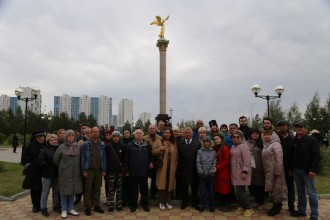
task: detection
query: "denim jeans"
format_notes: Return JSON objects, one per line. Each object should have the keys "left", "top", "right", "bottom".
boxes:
{"left": 61, "top": 195, "right": 74, "bottom": 211}
{"left": 294, "top": 168, "right": 318, "bottom": 218}
{"left": 199, "top": 176, "right": 215, "bottom": 209}
{"left": 40, "top": 177, "right": 59, "bottom": 210}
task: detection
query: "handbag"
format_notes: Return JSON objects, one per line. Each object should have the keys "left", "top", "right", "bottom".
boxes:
{"left": 154, "top": 141, "right": 166, "bottom": 168}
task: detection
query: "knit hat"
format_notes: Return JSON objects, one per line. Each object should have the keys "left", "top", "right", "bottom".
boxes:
{"left": 209, "top": 120, "right": 218, "bottom": 127}
{"left": 65, "top": 129, "right": 75, "bottom": 138}
{"left": 112, "top": 131, "right": 121, "bottom": 137}
{"left": 233, "top": 130, "right": 244, "bottom": 139}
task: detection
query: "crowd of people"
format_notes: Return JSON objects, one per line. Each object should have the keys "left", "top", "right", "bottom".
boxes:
{"left": 20, "top": 116, "right": 320, "bottom": 220}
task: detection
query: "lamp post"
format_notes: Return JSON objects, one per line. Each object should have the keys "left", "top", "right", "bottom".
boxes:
{"left": 14, "top": 87, "right": 40, "bottom": 161}
{"left": 251, "top": 84, "right": 284, "bottom": 118}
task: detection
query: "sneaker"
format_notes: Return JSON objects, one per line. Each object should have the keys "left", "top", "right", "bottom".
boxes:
{"left": 243, "top": 209, "right": 254, "bottom": 217}
{"left": 94, "top": 206, "right": 104, "bottom": 213}
{"left": 159, "top": 203, "right": 166, "bottom": 210}
{"left": 61, "top": 210, "right": 67, "bottom": 218}
{"left": 108, "top": 207, "right": 114, "bottom": 213}
{"left": 309, "top": 217, "right": 318, "bottom": 220}
{"left": 166, "top": 203, "right": 172, "bottom": 210}
{"left": 68, "top": 209, "right": 79, "bottom": 216}
{"left": 41, "top": 209, "right": 49, "bottom": 217}
{"left": 85, "top": 208, "right": 91, "bottom": 216}
{"left": 117, "top": 207, "right": 123, "bottom": 212}
{"left": 234, "top": 207, "right": 244, "bottom": 214}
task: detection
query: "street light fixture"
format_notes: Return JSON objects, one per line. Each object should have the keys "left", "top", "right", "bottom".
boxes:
{"left": 251, "top": 84, "right": 284, "bottom": 118}
{"left": 14, "top": 87, "right": 41, "bottom": 162}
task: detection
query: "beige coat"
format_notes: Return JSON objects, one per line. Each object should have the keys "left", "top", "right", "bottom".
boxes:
{"left": 262, "top": 133, "right": 287, "bottom": 203}
{"left": 152, "top": 139, "right": 178, "bottom": 191}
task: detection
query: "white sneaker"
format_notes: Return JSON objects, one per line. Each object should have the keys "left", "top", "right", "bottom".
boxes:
{"left": 68, "top": 209, "right": 79, "bottom": 216}
{"left": 166, "top": 203, "right": 173, "bottom": 210}
{"left": 61, "top": 210, "right": 67, "bottom": 218}
{"left": 159, "top": 203, "right": 166, "bottom": 210}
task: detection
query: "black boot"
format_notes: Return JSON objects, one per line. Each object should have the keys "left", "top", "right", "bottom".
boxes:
{"left": 268, "top": 203, "right": 281, "bottom": 216}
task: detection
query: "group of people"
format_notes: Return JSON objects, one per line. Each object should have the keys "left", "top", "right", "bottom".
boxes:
{"left": 20, "top": 116, "right": 320, "bottom": 220}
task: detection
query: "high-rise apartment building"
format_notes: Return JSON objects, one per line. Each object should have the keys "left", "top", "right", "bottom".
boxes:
{"left": 118, "top": 99, "right": 133, "bottom": 127}
{"left": 139, "top": 112, "right": 151, "bottom": 124}
{"left": 54, "top": 94, "right": 112, "bottom": 126}
{"left": 0, "top": 94, "right": 10, "bottom": 111}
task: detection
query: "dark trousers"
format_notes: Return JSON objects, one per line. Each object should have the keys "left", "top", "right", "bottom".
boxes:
{"left": 235, "top": 186, "right": 251, "bottom": 209}
{"left": 122, "top": 176, "right": 131, "bottom": 205}
{"left": 84, "top": 169, "right": 102, "bottom": 208}
{"left": 181, "top": 181, "right": 199, "bottom": 207}
{"left": 199, "top": 177, "right": 215, "bottom": 209}
{"left": 252, "top": 185, "right": 265, "bottom": 205}
{"left": 129, "top": 176, "right": 149, "bottom": 208}
{"left": 285, "top": 170, "right": 295, "bottom": 210}
{"left": 149, "top": 168, "right": 157, "bottom": 199}
{"left": 31, "top": 189, "right": 41, "bottom": 209}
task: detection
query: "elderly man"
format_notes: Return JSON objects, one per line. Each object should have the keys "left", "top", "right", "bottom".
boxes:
{"left": 177, "top": 127, "right": 201, "bottom": 210}
{"left": 125, "top": 129, "right": 153, "bottom": 213}
{"left": 290, "top": 121, "right": 320, "bottom": 220}
{"left": 81, "top": 127, "right": 106, "bottom": 216}
{"left": 144, "top": 124, "right": 162, "bottom": 199}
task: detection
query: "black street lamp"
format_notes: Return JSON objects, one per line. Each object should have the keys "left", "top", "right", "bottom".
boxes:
{"left": 14, "top": 87, "right": 40, "bottom": 162}
{"left": 251, "top": 84, "right": 284, "bottom": 118}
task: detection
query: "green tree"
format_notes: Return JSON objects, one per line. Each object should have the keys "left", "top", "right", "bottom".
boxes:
{"left": 143, "top": 120, "right": 151, "bottom": 133}
{"left": 122, "top": 121, "right": 132, "bottom": 133}
{"left": 286, "top": 102, "right": 302, "bottom": 128}
{"left": 87, "top": 114, "right": 98, "bottom": 128}
{"left": 251, "top": 113, "right": 262, "bottom": 129}
{"left": 263, "top": 99, "right": 285, "bottom": 125}
{"left": 319, "top": 94, "right": 330, "bottom": 132}
{"left": 135, "top": 119, "right": 144, "bottom": 130}
{"left": 304, "top": 92, "right": 322, "bottom": 130}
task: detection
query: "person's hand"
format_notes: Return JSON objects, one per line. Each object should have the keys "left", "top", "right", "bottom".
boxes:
{"left": 210, "top": 167, "right": 217, "bottom": 173}
{"left": 160, "top": 146, "right": 166, "bottom": 151}
{"left": 309, "top": 171, "right": 316, "bottom": 178}
{"left": 83, "top": 172, "right": 88, "bottom": 178}
{"left": 241, "top": 173, "right": 247, "bottom": 180}
{"left": 102, "top": 172, "right": 106, "bottom": 177}
{"left": 149, "top": 162, "right": 154, "bottom": 169}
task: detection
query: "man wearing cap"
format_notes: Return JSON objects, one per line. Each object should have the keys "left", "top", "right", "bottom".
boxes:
{"left": 81, "top": 127, "right": 106, "bottom": 216}
{"left": 209, "top": 120, "right": 221, "bottom": 138}
{"left": 22, "top": 131, "right": 46, "bottom": 213}
{"left": 290, "top": 121, "right": 320, "bottom": 220}
{"left": 277, "top": 120, "right": 295, "bottom": 213}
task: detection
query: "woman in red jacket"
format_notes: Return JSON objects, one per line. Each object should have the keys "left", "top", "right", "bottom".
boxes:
{"left": 213, "top": 134, "right": 231, "bottom": 212}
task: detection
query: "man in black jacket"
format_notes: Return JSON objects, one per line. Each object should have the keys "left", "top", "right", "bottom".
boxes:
{"left": 290, "top": 121, "right": 320, "bottom": 220}
{"left": 125, "top": 129, "right": 153, "bottom": 213}
{"left": 177, "top": 127, "right": 201, "bottom": 210}
{"left": 277, "top": 120, "right": 295, "bottom": 213}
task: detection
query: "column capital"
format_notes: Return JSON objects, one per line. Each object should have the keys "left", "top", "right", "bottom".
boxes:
{"left": 157, "top": 38, "right": 169, "bottom": 51}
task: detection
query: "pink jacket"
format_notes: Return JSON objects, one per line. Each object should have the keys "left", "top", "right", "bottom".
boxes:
{"left": 230, "top": 142, "right": 252, "bottom": 186}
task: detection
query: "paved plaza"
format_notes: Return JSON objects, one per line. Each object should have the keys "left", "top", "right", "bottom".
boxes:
{"left": 1, "top": 148, "right": 330, "bottom": 219}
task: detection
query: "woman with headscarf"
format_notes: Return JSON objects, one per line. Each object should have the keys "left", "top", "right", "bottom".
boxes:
{"left": 230, "top": 130, "right": 253, "bottom": 217}
{"left": 53, "top": 130, "right": 82, "bottom": 218}
{"left": 262, "top": 129, "right": 286, "bottom": 216}
{"left": 22, "top": 131, "right": 46, "bottom": 213}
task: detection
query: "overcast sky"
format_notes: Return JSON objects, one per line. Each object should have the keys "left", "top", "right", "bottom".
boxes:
{"left": 1, "top": 0, "right": 330, "bottom": 126}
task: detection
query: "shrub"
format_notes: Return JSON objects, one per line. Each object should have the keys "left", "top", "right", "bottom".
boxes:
{"left": 0, "top": 133, "right": 6, "bottom": 145}
{"left": 0, "top": 162, "right": 5, "bottom": 172}
{"left": 319, "top": 145, "right": 329, "bottom": 174}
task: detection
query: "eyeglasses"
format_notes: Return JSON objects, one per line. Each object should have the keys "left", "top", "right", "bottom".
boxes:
{"left": 232, "top": 136, "right": 241, "bottom": 139}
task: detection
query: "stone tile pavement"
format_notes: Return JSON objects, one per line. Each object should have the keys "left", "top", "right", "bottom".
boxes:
{"left": 1, "top": 148, "right": 330, "bottom": 219}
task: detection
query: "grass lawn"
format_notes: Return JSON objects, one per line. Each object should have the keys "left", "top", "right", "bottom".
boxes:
{"left": 0, "top": 162, "right": 25, "bottom": 197}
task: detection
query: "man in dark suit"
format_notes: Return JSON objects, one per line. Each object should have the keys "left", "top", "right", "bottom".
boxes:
{"left": 177, "top": 127, "right": 201, "bottom": 210}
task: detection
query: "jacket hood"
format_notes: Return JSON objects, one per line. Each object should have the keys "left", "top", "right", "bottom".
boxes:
{"left": 264, "top": 132, "right": 280, "bottom": 147}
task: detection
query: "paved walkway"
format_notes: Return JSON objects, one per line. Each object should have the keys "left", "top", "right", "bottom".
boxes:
{"left": 0, "top": 147, "right": 21, "bottom": 163}
{"left": 1, "top": 148, "right": 330, "bottom": 219}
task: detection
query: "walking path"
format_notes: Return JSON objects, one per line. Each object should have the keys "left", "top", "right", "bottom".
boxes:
{"left": 1, "top": 148, "right": 330, "bottom": 219}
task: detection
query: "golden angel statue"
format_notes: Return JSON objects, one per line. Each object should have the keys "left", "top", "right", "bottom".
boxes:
{"left": 150, "top": 15, "right": 169, "bottom": 38}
